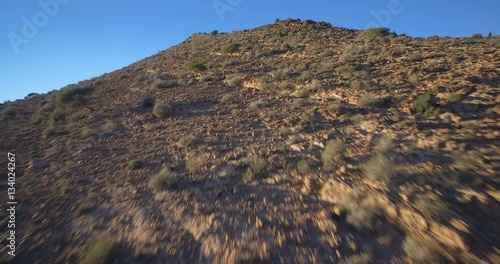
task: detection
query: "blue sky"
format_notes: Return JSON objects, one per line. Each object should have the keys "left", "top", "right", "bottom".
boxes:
{"left": 1, "top": 0, "right": 499, "bottom": 102}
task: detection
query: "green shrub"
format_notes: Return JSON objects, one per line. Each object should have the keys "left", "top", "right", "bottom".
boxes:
{"left": 361, "top": 155, "right": 395, "bottom": 183}
{"left": 56, "top": 85, "right": 94, "bottom": 104}
{"left": 43, "top": 126, "right": 56, "bottom": 138}
{"left": 127, "top": 160, "right": 143, "bottom": 170}
{"left": 357, "top": 95, "right": 383, "bottom": 108}
{"left": 149, "top": 167, "right": 179, "bottom": 190}
{"left": 412, "top": 91, "right": 440, "bottom": 115}
{"left": 69, "top": 111, "right": 85, "bottom": 122}
{"left": 340, "top": 252, "right": 372, "bottom": 264}
{"left": 178, "top": 134, "right": 198, "bottom": 147}
{"left": 186, "top": 156, "right": 208, "bottom": 174}
{"left": 243, "top": 156, "right": 268, "bottom": 183}
{"left": 210, "top": 30, "right": 219, "bottom": 36}
{"left": 359, "top": 27, "right": 393, "bottom": 42}
{"left": 154, "top": 80, "right": 178, "bottom": 89}
{"left": 187, "top": 59, "right": 207, "bottom": 72}
{"left": 414, "top": 194, "right": 450, "bottom": 222}
{"left": 326, "top": 103, "right": 342, "bottom": 115}
{"left": 81, "top": 238, "right": 117, "bottom": 264}
{"left": 470, "top": 33, "right": 483, "bottom": 39}
{"left": 297, "top": 159, "right": 312, "bottom": 174}
{"left": 153, "top": 101, "right": 173, "bottom": 118}
{"left": 322, "top": 139, "right": 345, "bottom": 168}
{"left": 1, "top": 106, "right": 16, "bottom": 120}
{"left": 221, "top": 43, "right": 241, "bottom": 54}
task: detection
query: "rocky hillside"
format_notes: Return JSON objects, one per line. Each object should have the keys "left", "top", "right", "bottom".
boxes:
{"left": 0, "top": 19, "right": 499, "bottom": 263}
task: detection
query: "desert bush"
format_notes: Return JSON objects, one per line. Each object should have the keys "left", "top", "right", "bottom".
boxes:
{"left": 445, "top": 92, "right": 462, "bottom": 103}
{"left": 249, "top": 100, "right": 265, "bottom": 109}
{"left": 101, "top": 121, "right": 116, "bottom": 133}
{"left": 339, "top": 252, "right": 372, "bottom": 264}
{"left": 199, "top": 75, "right": 214, "bottom": 82}
{"left": 226, "top": 76, "right": 242, "bottom": 87}
{"left": 361, "top": 155, "right": 395, "bottom": 183}
{"left": 149, "top": 167, "right": 179, "bottom": 190}
{"left": 461, "top": 120, "right": 479, "bottom": 130}
{"left": 298, "top": 71, "right": 313, "bottom": 81}
{"left": 42, "top": 126, "right": 56, "bottom": 138}
{"left": 338, "top": 189, "right": 380, "bottom": 230}
{"left": 154, "top": 80, "right": 178, "bottom": 89}
{"left": 293, "top": 88, "right": 309, "bottom": 98}
{"left": 403, "top": 236, "right": 441, "bottom": 263}
{"left": 374, "top": 135, "right": 394, "bottom": 155}
{"left": 178, "top": 134, "right": 198, "bottom": 147}
{"left": 56, "top": 85, "right": 94, "bottom": 104}
{"left": 186, "top": 156, "right": 208, "bottom": 173}
{"left": 350, "top": 80, "right": 370, "bottom": 90}
{"left": 153, "top": 101, "right": 173, "bottom": 118}
{"left": 258, "top": 78, "right": 277, "bottom": 93}
{"left": 408, "top": 73, "right": 420, "bottom": 84}
{"left": 0, "top": 106, "right": 16, "bottom": 120}
{"left": 322, "top": 139, "right": 345, "bottom": 168}
{"left": 243, "top": 156, "right": 268, "bottom": 183}
{"left": 76, "top": 203, "right": 94, "bottom": 216}
{"left": 358, "top": 27, "right": 393, "bottom": 42}
{"left": 82, "top": 127, "right": 98, "bottom": 138}
{"left": 127, "top": 160, "right": 142, "bottom": 170}
{"left": 412, "top": 91, "right": 440, "bottom": 115}
{"left": 326, "top": 103, "right": 342, "bottom": 115}
{"left": 470, "top": 33, "right": 483, "bottom": 39}
{"left": 414, "top": 194, "right": 450, "bottom": 222}
{"left": 187, "top": 59, "right": 207, "bottom": 72}
{"left": 210, "top": 30, "right": 219, "bottom": 35}
{"left": 81, "top": 238, "right": 117, "bottom": 264}
{"left": 221, "top": 43, "right": 241, "bottom": 54}
{"left": 68, "top": 111, "right": 85, "bottom": 122}
{"left": 297, "top": 159, "right": 312, "bottom": 174}
{"left": 357, "top": 95, "right": 383, "bottom": 108}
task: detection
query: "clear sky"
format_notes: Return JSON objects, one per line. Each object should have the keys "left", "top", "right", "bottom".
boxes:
{"left": 1, "top": 0, "right": 499, "bottom": 102}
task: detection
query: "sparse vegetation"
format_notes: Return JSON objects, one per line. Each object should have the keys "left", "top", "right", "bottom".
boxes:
{"left": 326, "top": 103, "right": 342, "bottom": 115}
{"left": 178, "top": 134, "right": 198, "bottom": 147}
{"left": 414, "top": 194, "right": 449, "bottom": 222}
{"left": 0, "top": 106, "right": 16, "bottom": 120}
{"left": 186, "top": 156, "right": 208, "bottom": 173}
{"left": 56, "top": 85, "right": 94, "bottom": 104}
{"left": 361, "top": 155, "right": 395, "bottom": 183}
{"left": 340, "top": 252, "right": 373, "bottom": 264}
{"left": 403, "top": 236, "right": 441, "bottom": 263}
{"left": 81, "top": 238, "right": 117, "bottom": 264}
{"left": 322, "top": 139, "right": 345, "bottom": 168}
{"left": 149, "top": 167, "right": 179, "bottom": 190}
{"left": 338, "top": 189, "right": 380, "bottom": 230}
{"left": 221, "top": 43, "right": 241, "bottom": 54}
{"left": 412, "top": 91, "right": 440, "bottom": 115}
{"left": 358, "top": 27, "right": 393, "bottom": 42}
{"left": 243, "top": 156, "right": 268, "bottom": 183}
{"left": 187, "top": 59, "right": 208, "bottom": 72}
{"left": 357, "top": 94, "right": 383, "bottom": 108}
{"left": 153, "top": 101, "right": 173, "bottom": 118}
{"left": 297, "top": 159, "right": 312, "bottom": 174}
{"left": 127, "top": 160, "right": 143, "bottom": 170}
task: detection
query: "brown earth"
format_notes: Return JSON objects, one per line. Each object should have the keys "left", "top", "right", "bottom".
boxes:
{"left": 0, "top": 19, "right": 499, "bottom": 263}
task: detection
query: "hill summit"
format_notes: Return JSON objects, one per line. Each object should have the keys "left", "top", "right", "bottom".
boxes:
{"left": 1, "top": 19, "right": 499, "bottom": 263}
